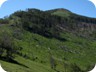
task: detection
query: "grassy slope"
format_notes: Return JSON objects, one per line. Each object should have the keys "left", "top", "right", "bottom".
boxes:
{"left": 52, "top": 10, "right": 70, "bottom": 17}
{"left": 0, "top": 24, "right": 96, "bottom": 72}
{"left": 51, "top": 9, "right": 71, "bottom": 17}
{"left": 0, "top": 56, "right": 55, "bottom": 72}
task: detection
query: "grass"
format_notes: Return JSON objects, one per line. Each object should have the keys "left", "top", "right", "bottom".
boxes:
{"left": 0, "top": 56, "right": 55, "bottom": 72}
{"left": 52, "top": 10, "right": 71, "bottom": 17}
{"left": 0, "top": 25, "right": 96, "bottom": 72}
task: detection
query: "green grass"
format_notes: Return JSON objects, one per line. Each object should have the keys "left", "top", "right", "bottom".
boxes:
{"left": 0, "top": 25, "right": 96, "bottom": 72}
{"left": 52, "top": 10, "right": 71, "bottom": 17}
{"left": 0, "top": 56, "right": 55, "bottom": 72}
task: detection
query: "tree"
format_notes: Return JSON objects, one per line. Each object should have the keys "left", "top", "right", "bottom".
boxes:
{"left": 0, "top": 31, "right": 20, "bottom": 60}
{"left": 50, "top": 56, "right": 57, "bottom": 70}
{"left": 48, "top": 48, "right": 57, "bottom": 70}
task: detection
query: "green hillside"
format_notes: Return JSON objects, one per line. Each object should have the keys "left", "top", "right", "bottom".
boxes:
{"left": 0, "top": 8, "right": 96, "bottom": 72}
{"left": 46, "top": 8, "right": 71, "bottom": 17}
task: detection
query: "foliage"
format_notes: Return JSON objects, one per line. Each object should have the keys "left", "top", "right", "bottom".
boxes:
{"left": 0, "top": 31, "right": 20, "bottom": 59}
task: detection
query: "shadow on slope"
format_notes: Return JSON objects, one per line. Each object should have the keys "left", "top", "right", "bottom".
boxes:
{"left": 0, "top": 56, "right": 28, "bottom": 68}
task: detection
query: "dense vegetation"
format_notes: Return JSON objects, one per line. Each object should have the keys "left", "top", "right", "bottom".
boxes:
{"left": 0, "top": 8, "right": 96, "bottom": 72}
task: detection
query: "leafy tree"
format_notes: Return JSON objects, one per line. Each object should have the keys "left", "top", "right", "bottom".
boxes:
{"left": 0, "top": 31, "right": 20, "bottom": 59}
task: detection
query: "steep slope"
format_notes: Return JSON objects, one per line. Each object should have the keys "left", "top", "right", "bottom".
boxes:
{"left": 47, "top": 8, "right": 96, "bottom": 38}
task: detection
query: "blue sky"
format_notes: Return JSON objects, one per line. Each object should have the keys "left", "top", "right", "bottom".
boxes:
{"left": 0, "top": 0, "right": 96, "bottom": 18}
